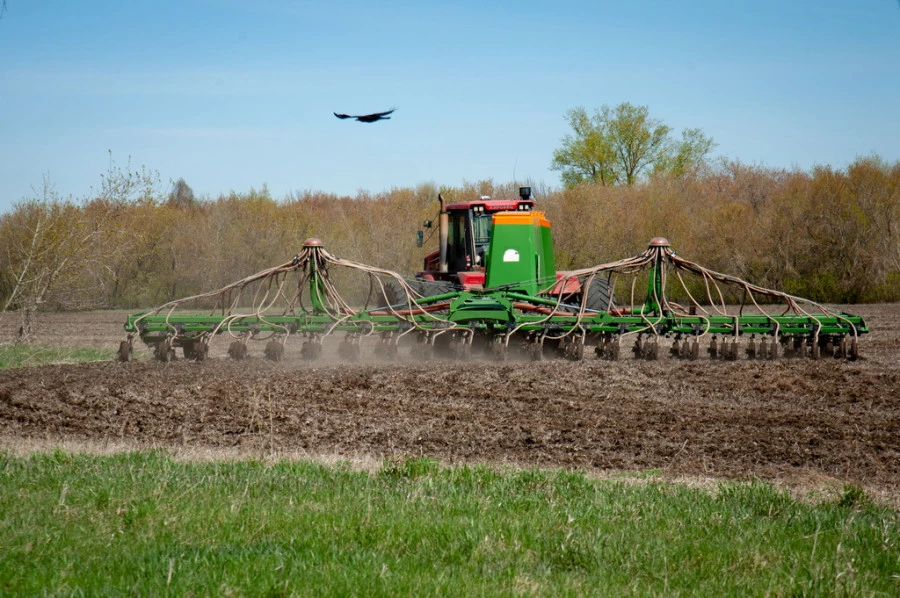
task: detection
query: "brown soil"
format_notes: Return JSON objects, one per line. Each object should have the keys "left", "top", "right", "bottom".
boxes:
{"left": 1, "top": 305, "right": 898, "bottom": 502}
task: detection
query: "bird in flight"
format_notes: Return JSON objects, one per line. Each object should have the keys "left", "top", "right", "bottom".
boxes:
{"left": 334, "top": 108, "right": 395, "bottom": 123}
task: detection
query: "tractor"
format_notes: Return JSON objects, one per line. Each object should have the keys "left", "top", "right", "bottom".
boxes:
{"left": 120, "top": 188, "right": 867, "bottom": 363}
{"left": 387, "top": 187, "right": 610, "bottom": 312}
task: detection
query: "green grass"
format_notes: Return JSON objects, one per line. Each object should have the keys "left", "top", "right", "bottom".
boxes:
{"left": 0, "top": 344, "right": 114, "bottom": 369}
{"left": 1, "top": 451, "right": 897, "bottom": 596}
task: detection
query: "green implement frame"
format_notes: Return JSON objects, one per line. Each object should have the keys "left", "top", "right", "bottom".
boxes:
{"left": 122, "top": 237, "right": 867, "bottom": 362}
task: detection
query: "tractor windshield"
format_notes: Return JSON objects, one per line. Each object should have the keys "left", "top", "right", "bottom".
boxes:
{"left": 472, "top": 211, "right": 492, "bottom": 244}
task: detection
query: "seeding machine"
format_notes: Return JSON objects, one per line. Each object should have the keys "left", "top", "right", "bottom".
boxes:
{"left": 120, "top": 188, "right": 868, "bottom": 363}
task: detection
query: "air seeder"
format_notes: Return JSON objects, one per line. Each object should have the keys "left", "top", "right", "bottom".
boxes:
{"left": 121, "top": 188, "right": 867, "bottom": 363}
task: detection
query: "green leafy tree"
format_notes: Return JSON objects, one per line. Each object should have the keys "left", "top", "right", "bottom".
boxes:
{"left": 551, "top": 103, "right": 715, "bottom": 187}
{"left": 654, "top": 127, "right": 718, "bottom": 178}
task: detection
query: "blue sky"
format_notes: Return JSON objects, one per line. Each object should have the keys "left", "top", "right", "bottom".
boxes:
{"left": 1, "top": 0, "right": 898, "bottom": 213}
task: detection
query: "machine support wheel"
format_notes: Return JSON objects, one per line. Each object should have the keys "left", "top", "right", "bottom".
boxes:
{"left": 301, "top": 337, "right": 323, "bottom": 361}
{"left": 154, "top": 337, "right": 177, "bottom": 362}
{"left": 183, "top": 341, "right": 196, "bottom": 360}
{"left": 228, "top": 339, "right": 249, "bottom": 360}
{"left": 565, "top": 336, "right": 585, "bottom": 361}
{"left": 194, "top": 341, "right": 209, "bottom": 362}
{"left": 184, "top": 339, "right": 208, "bottom": 361}
{"left": 265, "top": 339, "right": 285, "bottom": 362}
{"left": 117, "top": 339, "right": 133, "bottom": 363}
{"left": 492, "top": 339, "right": 508, "bottom": 362}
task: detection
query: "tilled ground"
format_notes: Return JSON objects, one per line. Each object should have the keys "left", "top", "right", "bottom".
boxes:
{"left": 1, "top": 306, "right": 898, "bottom": 501}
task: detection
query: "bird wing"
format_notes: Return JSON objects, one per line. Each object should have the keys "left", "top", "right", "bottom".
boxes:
{"left": 335, "top": 108, "right": 395, "bottom": 122}
{"left": 354, "top": 108, "right": 396, "bottom": 123}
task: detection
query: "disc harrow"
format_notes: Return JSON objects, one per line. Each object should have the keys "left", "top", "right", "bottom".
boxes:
{"left": 120, "top": 237, "right": 867, "bottom": 363}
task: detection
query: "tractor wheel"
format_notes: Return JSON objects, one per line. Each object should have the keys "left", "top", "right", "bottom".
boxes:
{"left": 383, "top": 279, "right": 407, "bottom": 308}
{"left": 410, "top": 279, "right": 456, "bottom": 300}
{"left": 583, "top": 278, "right": 613, "bottom": 312}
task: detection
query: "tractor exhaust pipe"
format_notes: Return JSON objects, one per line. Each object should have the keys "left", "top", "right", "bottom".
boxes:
{"left": 438, "top": 193, "right": 449, "bottom": 273}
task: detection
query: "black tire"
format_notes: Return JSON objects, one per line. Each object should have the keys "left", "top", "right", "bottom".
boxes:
{"left": 384, "top": 278, "right": 456, "bottom": 307}
{"left": 582, "top": 277, "right": 613, "bottom": 312}
{"left": 410, "top": 279, "right": 457, "bottom": 299}
{"left": 382, "top": 279, "right": 408, "bottom": 307}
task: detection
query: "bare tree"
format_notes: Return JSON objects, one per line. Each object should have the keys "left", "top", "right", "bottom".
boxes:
{"left": 0, "top": 155, "right": 160, "bottom": 342}
{"left": 0, "top": 177, "right": 96, "bottom": 342}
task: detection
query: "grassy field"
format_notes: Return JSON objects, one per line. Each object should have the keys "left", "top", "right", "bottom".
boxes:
{"left": 0, "top": 344, "right": 114, "bottom": 369}
{"left": 1, "top": 450, "right": 897, "bottom": 596}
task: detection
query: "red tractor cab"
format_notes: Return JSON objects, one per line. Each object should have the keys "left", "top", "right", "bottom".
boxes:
{"left": 417, "top": 187, "right": 535, "bottom": 289}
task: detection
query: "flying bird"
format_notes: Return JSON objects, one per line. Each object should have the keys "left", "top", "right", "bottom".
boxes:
{"left": 334, "top": 108, "right": 396, "bottom": 123}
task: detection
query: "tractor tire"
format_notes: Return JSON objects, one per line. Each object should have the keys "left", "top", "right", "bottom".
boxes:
{"left": 382, "top": 279, "right": 408, "bottom": 308}
{"left": 582, "top": 278, "right": 613, "bottom": 312}
{"left": 410, "top": 279, "right": 456, "bottom": 300}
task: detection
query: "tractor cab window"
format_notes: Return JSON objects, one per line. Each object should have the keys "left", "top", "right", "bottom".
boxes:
{"left": 471, "top": 210, "right": 492, "bottom": 245}
{"left": 471, "top": 210, "right": 492, "bottom": 267}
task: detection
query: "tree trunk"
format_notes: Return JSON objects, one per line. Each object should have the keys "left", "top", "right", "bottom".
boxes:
{"left": 15, "top": 306, "right": 35, "bottom": 345}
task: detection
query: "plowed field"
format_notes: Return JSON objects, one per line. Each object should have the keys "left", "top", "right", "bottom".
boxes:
{"left": 2, "top": 306, "right": 898, "bottom": 502}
